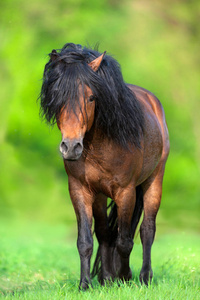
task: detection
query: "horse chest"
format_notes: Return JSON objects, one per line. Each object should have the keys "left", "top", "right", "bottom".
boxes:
{"left": 64, "top": 151, "right": 141, "bottom": 198}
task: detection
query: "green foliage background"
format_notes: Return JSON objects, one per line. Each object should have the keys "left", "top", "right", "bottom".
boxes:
{"left": 0, "top": 0, "right": 200, "bottom": 233}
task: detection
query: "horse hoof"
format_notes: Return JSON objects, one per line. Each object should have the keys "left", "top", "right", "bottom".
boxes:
{"left": 119, "top": 267, "right": 132, "bottom": 281}
{"left": 79, "top": 280, "right": 93, "bottom": 291}
{"left": 139, "top": 269, "right": 153, "bottom": 286}
{"left": 100, "top": 274, "right": 114, "bottom": 286}
{"left": 127, "top": 268, "right": 132, "bottom": 280}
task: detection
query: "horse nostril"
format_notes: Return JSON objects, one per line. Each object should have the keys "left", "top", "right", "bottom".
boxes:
{"left": 60, "top": 141, "right": 68, "bottom": 153}
{"left": 74, "top": 142, "right": 83, "bottom": 156}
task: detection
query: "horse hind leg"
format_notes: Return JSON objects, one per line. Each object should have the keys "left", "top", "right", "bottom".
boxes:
{"left": 140, "top": 164, "right": 166, "bottom": 285}
{"left": 113, "top": 187, "right": 137, "bottom": 281}
{"left": 92, "top": 194, "right": 115, "bottom": 284}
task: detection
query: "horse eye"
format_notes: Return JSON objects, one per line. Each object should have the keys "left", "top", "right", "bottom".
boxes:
{"left": 89, "top": 95, "right": 96, "bottom": 102}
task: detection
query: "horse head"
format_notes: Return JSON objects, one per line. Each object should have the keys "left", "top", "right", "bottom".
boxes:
{"left": 57, "top": 52, "right": 106, "bottom": 161}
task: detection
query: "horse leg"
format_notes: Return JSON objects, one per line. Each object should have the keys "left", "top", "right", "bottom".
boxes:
{"left": 93, "top": 194, "right": 114, "bottom": 284}
{"left": 68, "top": 176, "right": 94, "bottom": 290}
{"left": 140, "top": 165, "right": 165, "bottom": 285}
{"left": 114, "top": 188, "right": 136, "bottom": 281}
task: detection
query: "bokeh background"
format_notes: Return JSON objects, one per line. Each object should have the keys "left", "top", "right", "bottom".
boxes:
{"left": 0, "top": 0, "right": 200, "bottom": 235}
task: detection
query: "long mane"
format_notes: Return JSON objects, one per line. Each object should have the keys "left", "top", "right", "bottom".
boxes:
{"left": 39, "top": 43, "right": 144, "bottom": 148}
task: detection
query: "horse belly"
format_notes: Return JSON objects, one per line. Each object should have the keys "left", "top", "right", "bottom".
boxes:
{"left": 137, "top": 126, "right": 163, "bottom": 185}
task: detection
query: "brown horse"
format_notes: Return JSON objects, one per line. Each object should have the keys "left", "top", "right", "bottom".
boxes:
{"left": 39, "top": 43, "right": 169, "bottom": 290}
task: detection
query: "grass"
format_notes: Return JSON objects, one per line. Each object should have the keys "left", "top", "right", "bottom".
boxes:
{"left": 0, "top": 220, "right": 199, "bottom": 299}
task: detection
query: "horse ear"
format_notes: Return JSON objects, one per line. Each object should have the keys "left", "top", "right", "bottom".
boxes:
{"left": 50, "top": 49, "right": 58, "bottom": 62}
{"left": 88, "top": 51, "right": 106, "bottom": 72}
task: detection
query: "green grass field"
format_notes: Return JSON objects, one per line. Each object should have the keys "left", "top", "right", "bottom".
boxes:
{"left": 0, "top": 220, "right": 199, "bottom": 299}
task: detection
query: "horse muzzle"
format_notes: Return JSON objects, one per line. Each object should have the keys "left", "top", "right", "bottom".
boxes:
{"left": 60, "top": 138, "right": 83, "bottom": 161}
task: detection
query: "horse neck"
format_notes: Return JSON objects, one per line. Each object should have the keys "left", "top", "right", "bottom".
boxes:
{"left": 84, "top": 126, "right": 105, "bottom": 151}
{"left": 84, "top": 124, "right": 122, "bottom": 162}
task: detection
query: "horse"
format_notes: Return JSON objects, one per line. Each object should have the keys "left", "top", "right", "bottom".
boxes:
{"left": 39, "top": 43, "right": 170, "bottom": 290}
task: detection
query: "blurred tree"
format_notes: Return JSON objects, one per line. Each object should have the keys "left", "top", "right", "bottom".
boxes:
{"left": 0, "top": 0, "right": 199, "bottom": 232}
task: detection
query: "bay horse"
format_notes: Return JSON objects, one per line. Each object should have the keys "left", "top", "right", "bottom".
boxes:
{"left": 39, "top": 43, "right": 169, "bottom": 290}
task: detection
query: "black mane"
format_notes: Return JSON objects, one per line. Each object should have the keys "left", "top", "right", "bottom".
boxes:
{"left": 39, "top": 43, "right": 144, "bottom": 148}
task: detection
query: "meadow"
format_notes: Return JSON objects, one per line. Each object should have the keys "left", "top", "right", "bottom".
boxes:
{"left": 0, "top": 221, "right": 199, "bottom": 300}
{"left": 0, "top": 0, "right": 200, "bottom": 299}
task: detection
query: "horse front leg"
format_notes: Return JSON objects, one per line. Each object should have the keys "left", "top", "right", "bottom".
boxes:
{"left": 114, "top": 187, "right": 136, "bottom": 281}
{"left": 68, "top": 176, "right": 94, "bottom": 290}
{"left": 140, "top": 165, "right": 165, "bottom": 285}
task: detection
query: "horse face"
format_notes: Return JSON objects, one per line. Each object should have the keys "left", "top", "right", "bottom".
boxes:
{"left": 57, "top": 52, "right": 106, "bottom": 161}
{"left": 58, "top": 85, "right": 95, "bottom": 161}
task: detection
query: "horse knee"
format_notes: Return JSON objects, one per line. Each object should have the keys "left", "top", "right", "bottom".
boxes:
{"left": 77, "top": 237, "right": 93, "bottom": 258}
{"left": 117, "top": 236, "right": 133, "bottom": 258}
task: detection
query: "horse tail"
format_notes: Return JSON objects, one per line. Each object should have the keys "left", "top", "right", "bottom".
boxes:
{"left": 91, "top": 185, "right": 143, "bottom": 280}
